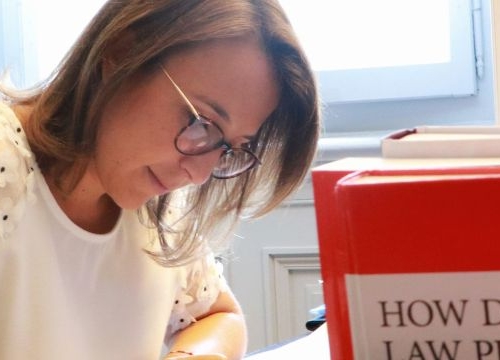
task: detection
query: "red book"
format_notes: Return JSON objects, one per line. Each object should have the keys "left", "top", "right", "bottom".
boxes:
{"left": 312, "top": 158, "right": 500, "bottom": 360}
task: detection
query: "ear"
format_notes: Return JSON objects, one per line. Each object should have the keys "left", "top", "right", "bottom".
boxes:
{"left": 101, "top": 30, "right": 136, "bottom": 79}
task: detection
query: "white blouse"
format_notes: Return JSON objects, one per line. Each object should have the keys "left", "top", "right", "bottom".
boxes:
{"left": 0, "top": 103, "right": 226, "bottom": 360}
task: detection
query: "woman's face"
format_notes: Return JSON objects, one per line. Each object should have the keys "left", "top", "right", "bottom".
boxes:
{"left": 93, "top": 37, "right": 279, "bottom": 209}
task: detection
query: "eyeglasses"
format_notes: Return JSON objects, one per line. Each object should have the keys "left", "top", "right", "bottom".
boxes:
{"left": 159, "top": 64, "right": 261, "bottom": 179}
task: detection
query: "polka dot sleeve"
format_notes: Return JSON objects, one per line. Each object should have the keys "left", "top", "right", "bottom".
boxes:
{"left": 0, "top": 103, "right": 36, "bottom": 241}
{"left": 166, "top": 253, "right": 228, "bottom": 337}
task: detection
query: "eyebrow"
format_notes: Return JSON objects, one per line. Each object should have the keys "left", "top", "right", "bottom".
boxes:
{"left": 196, "top": 95, "right": 230, "bottom": 123}
{"left": 197, "top": 95, "right": 257, "bottom": 142}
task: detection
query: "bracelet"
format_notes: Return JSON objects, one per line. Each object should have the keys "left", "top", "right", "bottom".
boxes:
{"left": 169, "top": 350, "right": 194, "bottom": 356}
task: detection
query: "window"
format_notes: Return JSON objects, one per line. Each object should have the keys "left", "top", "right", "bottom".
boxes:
{"left": 1, "top": 0, "right": 496, "bottom": 136}
{"left": 279, "top": 0, "right": 478, "bottom": 103}
{"left": 0, "top": 0, "right": 106, "bottom": 87}
{"left": 278, "top": 0, "right": 496, "bottom": 134}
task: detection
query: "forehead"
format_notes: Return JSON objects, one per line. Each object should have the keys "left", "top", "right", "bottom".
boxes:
{"left": 163, "top": 37, "right": 280, "bottom": 137}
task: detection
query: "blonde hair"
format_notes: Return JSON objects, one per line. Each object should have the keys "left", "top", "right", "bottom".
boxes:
{"left": 4, "top": 0, "right": 320, "bottom": 265}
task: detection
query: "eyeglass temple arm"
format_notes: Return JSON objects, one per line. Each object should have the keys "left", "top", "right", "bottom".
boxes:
{"left": 159, "top": 64, "right": 200, "bottom": 118}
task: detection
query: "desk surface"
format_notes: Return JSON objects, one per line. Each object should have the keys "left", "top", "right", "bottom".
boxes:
{"left": 245, "top": 324, "right": 330, "bottom": 359}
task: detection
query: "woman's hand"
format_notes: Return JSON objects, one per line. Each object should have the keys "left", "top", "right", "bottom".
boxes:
{"left": 166, "top": 291, "right": 247, "bottom": 360}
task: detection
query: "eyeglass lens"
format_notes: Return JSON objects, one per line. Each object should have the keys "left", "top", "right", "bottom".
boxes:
{"left": 175, "top": 116, "right": 258, "bottom": 178}
{"left": 175, "top": 116, "right": 224, "bottom": 154}
{"left": 212, "top": 149, "right": 257, "bottom": 179}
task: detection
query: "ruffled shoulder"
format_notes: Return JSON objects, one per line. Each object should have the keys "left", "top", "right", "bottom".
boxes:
{"left": 0, "top": 103, "right": 37, "bottom": 241}
{"left": 166, "top": 253, "right": 228, "bottom": 337}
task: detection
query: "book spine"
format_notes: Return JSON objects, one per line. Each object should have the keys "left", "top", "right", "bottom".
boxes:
{"left": 312, "top": 169, "right": 355, "bottom": 359}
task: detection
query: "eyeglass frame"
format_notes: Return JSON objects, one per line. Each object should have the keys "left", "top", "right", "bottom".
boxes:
{"left": 158, "top": 64, "right": 261, "bottom": 179}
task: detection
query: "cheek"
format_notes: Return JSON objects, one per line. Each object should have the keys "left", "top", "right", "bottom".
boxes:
{"left": 95, "top": 90, "right": 185, "bottom": 173}
{"left": 94, "top": 117, "right": 182, "bottom": 182}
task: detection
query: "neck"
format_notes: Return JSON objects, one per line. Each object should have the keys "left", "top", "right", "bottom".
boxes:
{"left": 44, "top": 163, "right": 121, "bottom": 234}
{"left": 13, "top": 103, "right": 121, "bottom": 234}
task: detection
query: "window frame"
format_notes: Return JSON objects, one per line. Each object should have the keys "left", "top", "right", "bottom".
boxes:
{"left": 296, "top": 0, "right": 478, "bottom": 104}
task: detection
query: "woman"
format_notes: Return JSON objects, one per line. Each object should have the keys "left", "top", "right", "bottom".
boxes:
{"left": 0, "top": 0, "right": 319, "bottom": 359}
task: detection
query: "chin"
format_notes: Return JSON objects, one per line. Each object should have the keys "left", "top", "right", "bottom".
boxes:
{"left": 112, "top": 193, "right": 152, "bottom": 211}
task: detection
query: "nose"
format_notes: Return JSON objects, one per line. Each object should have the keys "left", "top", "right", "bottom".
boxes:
{"left": 180, "top": 150, "right": 222, "bottom": 185}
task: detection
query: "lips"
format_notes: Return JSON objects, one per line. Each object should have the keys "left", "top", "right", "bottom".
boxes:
{"left": 147, "top": 167, "right": 169, "bottom": 195}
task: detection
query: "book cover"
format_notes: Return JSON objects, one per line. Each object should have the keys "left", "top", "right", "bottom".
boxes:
{"left": 382, "top": 126, "right": 500, "bottom": 158}
{"left": 312, "top": 157, "right": 500, "bottom": 360}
